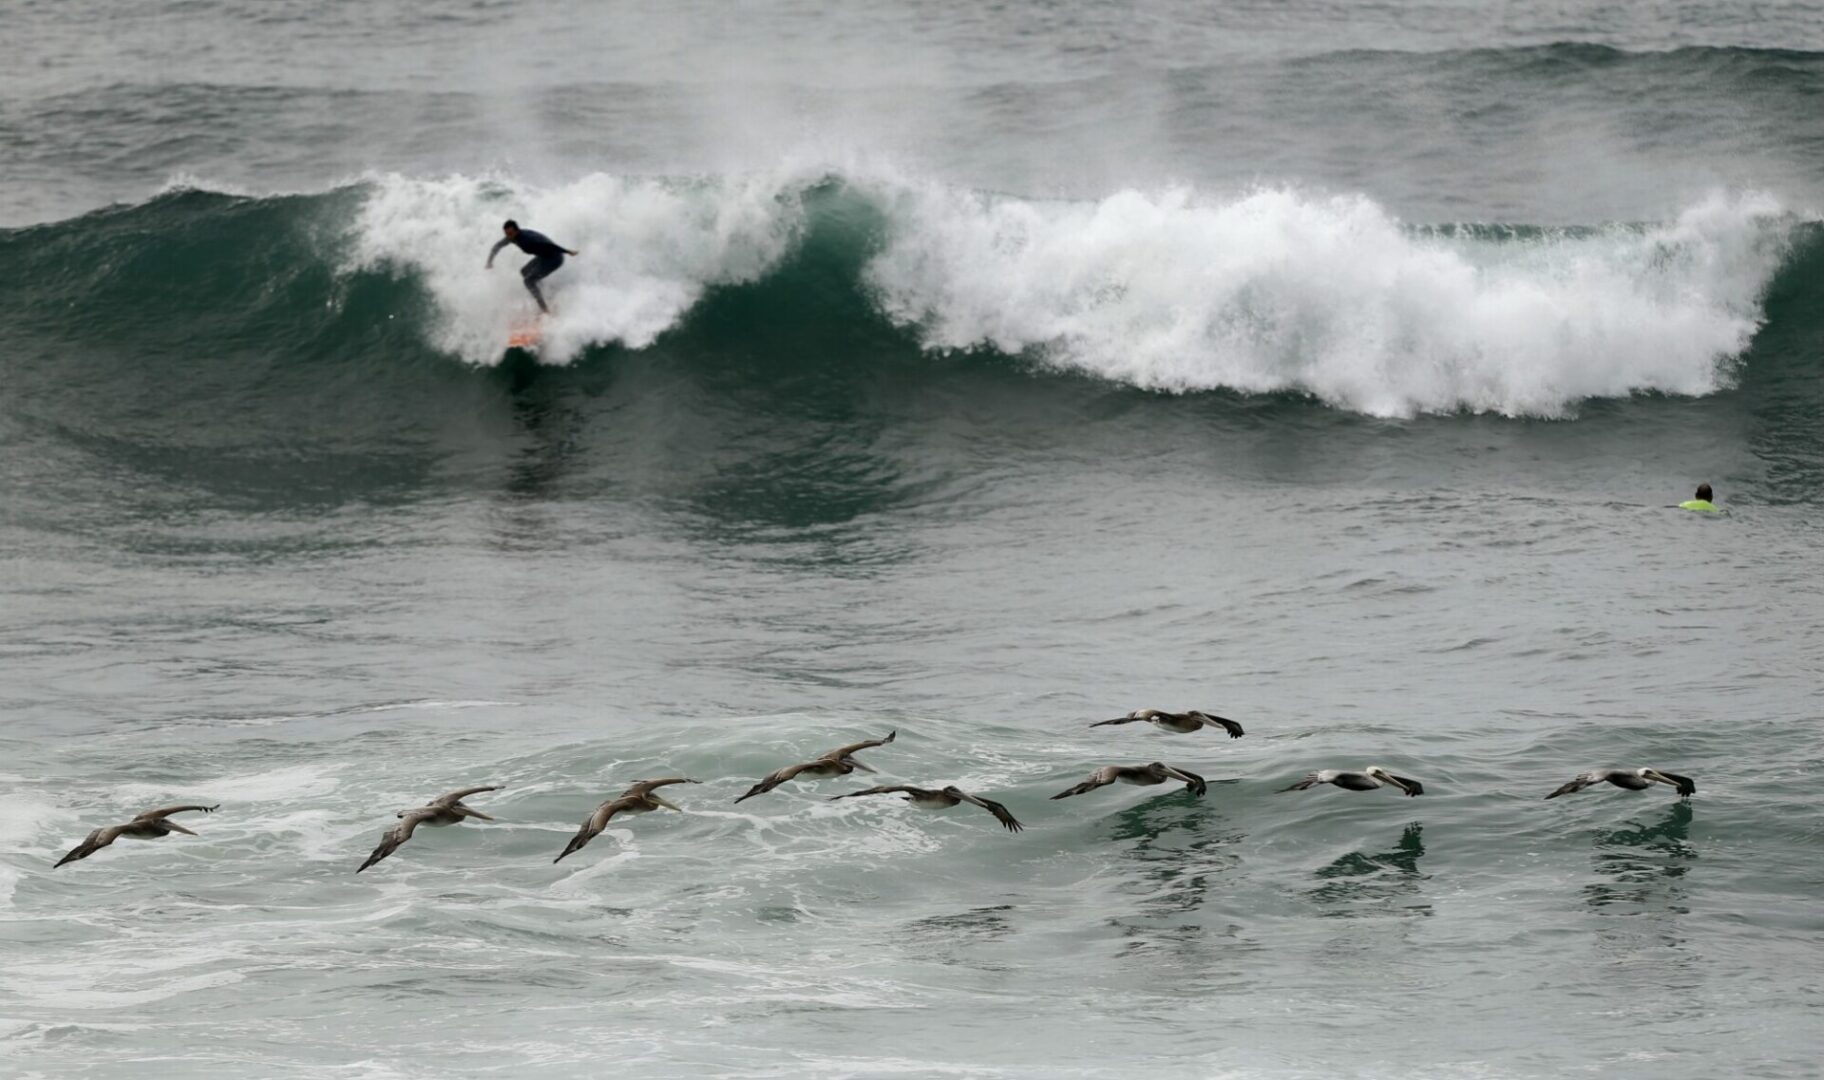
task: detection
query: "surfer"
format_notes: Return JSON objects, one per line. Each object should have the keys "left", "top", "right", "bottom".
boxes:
{"left": 1679, "top": 483, "right": 1719, "bottom": 513}
{"left": 486, "top": 220, "right": 578, "bottom": 315}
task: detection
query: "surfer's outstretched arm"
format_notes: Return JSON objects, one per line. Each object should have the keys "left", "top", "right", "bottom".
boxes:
{"left": 485, "top": 237, "right": 511, "bottom": 269}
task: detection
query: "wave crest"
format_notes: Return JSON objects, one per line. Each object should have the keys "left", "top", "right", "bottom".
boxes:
{"left": 864, "top": 184, "right": 1793, "bottom": 417}
{"left": 349, "top": 172, "right": 808, "bottom": 363}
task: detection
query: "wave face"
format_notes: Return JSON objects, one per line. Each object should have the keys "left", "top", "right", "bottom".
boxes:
{"left": 0, "top": 172, "right": 1814, "bottom": 418}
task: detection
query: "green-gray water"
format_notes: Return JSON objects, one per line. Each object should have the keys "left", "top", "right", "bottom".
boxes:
{"left": 3, "top": 3, "right": 1823, "bottom": 1078}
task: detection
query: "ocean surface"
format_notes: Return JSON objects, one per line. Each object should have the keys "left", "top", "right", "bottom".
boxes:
{"left": 3, "top": 2, "right": 1824, "bottom": 1077}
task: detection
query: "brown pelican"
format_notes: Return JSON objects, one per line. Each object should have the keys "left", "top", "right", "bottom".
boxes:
{"left": 733, "top": 731, "right": 897, "bottom": 803}
{"left": 1092, "top": 708, "right": 1244, "bottom": 738}
{"left": 54, "top": 804, "right": 220, "bottom": 867}
{"left": 1050, "top": 762, "right": 1207, "bottom": 800}
{"left": 356, "top": 785, "right": 501, "bottom": 873}
{"left": 1545, "top": 768, "right": 1694, "bottom": 800}
{"left": 829, "top": 785, "right": 1024, "bottom": 831}
{"left": 555, "top": 778, "right": 699, "bottom": 863}
{"left": 1279, "top": 767, "right": 1423, "bottom": 797}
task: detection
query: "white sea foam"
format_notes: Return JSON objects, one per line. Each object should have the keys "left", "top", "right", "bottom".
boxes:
{"left": 114, "top": 763, "right": 339, "bottom": 805}
{"left": 348, "top": 171, "right": 809, "bottom": 365}
{"left": 863, "top": 184, "right": 1795, "bottom": 417}
{"left": 349, "top": 169, "right": 1797, "bottom": 417}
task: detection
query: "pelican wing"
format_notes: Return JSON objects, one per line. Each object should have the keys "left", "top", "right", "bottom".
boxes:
{"left": 1051, "top": 766, "right": 1119, "bottom": 800}
{"left": 54, "top": 825, "right": 123, "bottom": 868}
{"left": 822, "top": 730, "right": 897, "bottom": 761}
{"left": 1190, "top": 712, "right": 1245, "bottom": 739}
{"left": 431, "top": 785, "right": 501, "bottom": 807}
{"left": 620, "top": 777, "right": 697, "bottom": 799}
{"left": 734, "top": 761, "right": 815, "bottom": 803}
{"left": 828, "top": 785, "right": 917, "bottom": 801}
{"left": 1544, "top": 772, "right": 1602, "bottom": 800}
{"left": 1160, "top": 765, "right": 1208, "bottom": 796}
{"left": 356, "top": 809, "right": 430, "bottom": 873}
{"left": 554, "top": 798, "right": 629, "bottom": 863}
{"left": 1651, "top": 770, "right": 1696, "bottom": 797}
{"left": 134, "top": 804, "right": 220, "bottom": 821}
{"left": 953, "top": 790, "right": 1024, "bottom": 832}
{"left": 1279, "top": 773, "right": 1323, "bottom": 793}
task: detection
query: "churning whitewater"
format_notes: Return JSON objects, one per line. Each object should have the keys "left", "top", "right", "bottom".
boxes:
{"left": 344, "top": 172, "right": 1802, "bottom": 416}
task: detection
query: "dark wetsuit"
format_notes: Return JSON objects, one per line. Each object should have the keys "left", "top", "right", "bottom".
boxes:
{"left": 488, "top": 228, "right": 569, "bottom": 312}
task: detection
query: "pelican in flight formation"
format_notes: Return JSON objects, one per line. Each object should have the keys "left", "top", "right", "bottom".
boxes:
{"left": 1279, "top": 767, "right": 1424, "bottom": 797}
{"left": 1545, "top": 768, "right": 1694, "bottom": 800}
{"left": 829, "top": 785, "right": 1024, "bottom": 831}
{"left": 55, "top": 804, "right": 220, "bottom": 867}
{"left": 1092, "top": 708, "right": 1244, "bottom": 739}
{"left": 734, "top": 731, "right": 897, "bottom": 803}
{"left": 1051, "top": 762, "right": 1207, "bottom": 800}
{"left": 555, "top": 778, "right": 699, "bottom": 863}
{"left": 356, "top": 785, "right": 501, "bottom": 873}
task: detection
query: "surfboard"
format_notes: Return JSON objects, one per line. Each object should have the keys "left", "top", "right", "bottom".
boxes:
{"left": 506, "top": 319, "right": 543, "bottom": 350}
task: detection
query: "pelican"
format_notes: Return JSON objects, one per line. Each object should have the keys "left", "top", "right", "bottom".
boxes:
{"left": 1092, "top": 708, "right": 1244, "bottom": 739}
{"left": 54, "top": 804, "right": 220, "bottom": 868}
{"left": 1279, "top": 767, "right": 1423, "bottom": 797}
{"left": 733, "top": 731, "right": 897, "bottom": 803}
{"left": 829, "top": 785, "right": 1024, "bottom": 831}
{"left": 1545, "top": 768, "right": 1694, "bottom": 800}
{"left": 1050, "top": 762, "right": 1207, "bottom": 800}
{"left": 356, "top": 785, "right": 500, "bottom": 873}
{"left": 555, "top": 777, "right": 699, "bottom": 863}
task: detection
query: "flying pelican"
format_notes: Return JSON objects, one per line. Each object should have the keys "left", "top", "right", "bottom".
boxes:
{"left": 1545, "top": 768, "right": 1694, "bottom": 800}
{"left": 356, "top": 785, "right": 501, "bottom": 873}
{"left": 1278, "top": 767, "right": 1423, "bottom": 797}
{"left": 829, "top": 785, "right": 1024, "bottom": 831}
{"left": 1050, "top": 762, "right": 1207, "bottom": 800}
{"left": 1092, "top": 708, "right": 1244, "bottom": 738}
{"left": 555, "top": 778, "right": 699, "bottom": 863}
{"left": 734, "top": 731, "right": 897, "bottom": 803}
{"left": 54, "top": 804, "right": 220, "bottom": 868}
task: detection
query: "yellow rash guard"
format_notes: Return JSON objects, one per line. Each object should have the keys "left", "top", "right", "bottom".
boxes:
{"left": 1679, "top": 499, "right": 1719, "bottom": 513}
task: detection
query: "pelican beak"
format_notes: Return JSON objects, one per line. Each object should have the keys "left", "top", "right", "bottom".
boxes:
{"left": 1643, "top": 770, "right": 1693, "bottom": 796}
{"left": 653, "top": 796, "right": 684, "bottom": 812}
{"left": 850, "top": 761, "right": 877, "bottom": 774}
{"left": 463, "top": 809, "right": 497, "bottom": 822}
{"left": 165, "top": 822, "right": 198, "bottom": 836}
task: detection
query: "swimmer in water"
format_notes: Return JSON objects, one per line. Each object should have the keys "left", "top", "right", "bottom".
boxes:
{"left": 1679, "top": 483, "right": 1719, "bottom": 513}
{"left": 486, "top": 219, "right": 578, "bottom": 315}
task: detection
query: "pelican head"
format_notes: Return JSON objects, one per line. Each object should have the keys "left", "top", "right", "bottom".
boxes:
{"left": 1638, "top": 768, "right": 1696, "bottom": 796}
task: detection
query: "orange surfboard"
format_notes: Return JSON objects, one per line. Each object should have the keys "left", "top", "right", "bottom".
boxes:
{"left": 506, "top": 319, "right": 543, "bottom": 350}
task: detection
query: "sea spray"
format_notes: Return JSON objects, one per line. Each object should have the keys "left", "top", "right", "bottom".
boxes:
{"left": 347, "top": 172, "right": 810, "bottom": 364}
{"left": 863, "top": 184, "right": 1794, "bottom": 417}
{"left": 1, "top": 172, "right": 1805, "bottom": 419}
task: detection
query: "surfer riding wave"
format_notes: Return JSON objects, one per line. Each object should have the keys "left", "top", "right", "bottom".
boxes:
{"left": 486, "top": 219, "right": 578, "bottom": 314}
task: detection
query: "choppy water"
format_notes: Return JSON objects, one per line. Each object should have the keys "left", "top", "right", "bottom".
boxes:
{"left": 3, "top": 3, "right": 1824, "bottom": 1078}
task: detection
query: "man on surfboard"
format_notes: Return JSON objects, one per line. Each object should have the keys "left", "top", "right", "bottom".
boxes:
{"left": 486, "top": 220, "right": 578, "bottom": 315}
